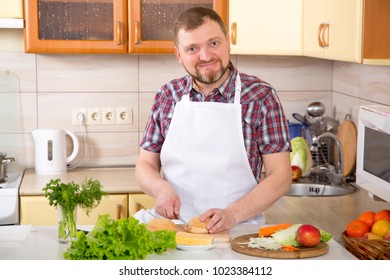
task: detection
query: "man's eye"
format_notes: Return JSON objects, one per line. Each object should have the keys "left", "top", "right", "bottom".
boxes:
{"left": 188, "top": 47, "right": 197, "bottom": 53}
{"left": 211, "top": 41, "right": 219, "bottom": 47}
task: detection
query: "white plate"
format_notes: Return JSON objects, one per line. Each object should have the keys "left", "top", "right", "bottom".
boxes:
{"left": 176, "top": 244, "right": 216, "bottom": 251}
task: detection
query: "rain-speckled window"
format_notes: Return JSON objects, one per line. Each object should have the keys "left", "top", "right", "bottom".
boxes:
{"left": 38, "top": 0, "right": 114, "bottom": 40}
{"left": 140, "top": 0, "right": 213, "bottom": 41}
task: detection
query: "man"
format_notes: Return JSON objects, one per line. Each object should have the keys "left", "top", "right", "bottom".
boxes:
{"left": 135, "top": 7, "right": 292, "bottom": 233}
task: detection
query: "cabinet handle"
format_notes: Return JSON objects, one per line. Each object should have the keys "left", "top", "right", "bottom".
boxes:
{"left": 135, "top": 202, "right": 144, "bottom": 212}
{"left": 116, "top": 204, "right": 122, "bottom": 219}
{"left": 230, "top": 22, "right": 237, "bottom": 45}
{"left": 317, "top": 22, "right": 329, "bottom": 48}
{"left": 321, "top": 23, "right": 329, "bottom": 48}
{"left": 116, "top": 21, "right": 123, "bottom": 45}
{"left": 317, "top": 23, "right": 324, "bottom": 47}
{"left": 134, "top": 21, "right": 141, "bottom": 44}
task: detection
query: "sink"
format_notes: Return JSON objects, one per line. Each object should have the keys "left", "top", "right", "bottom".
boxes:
{"left": 286, "top": 182, "right": 357, "bottom": 197}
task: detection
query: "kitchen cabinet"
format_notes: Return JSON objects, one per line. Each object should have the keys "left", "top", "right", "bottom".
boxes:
{"left": 128, "top": 193, "right": 155, "bottom": 215}
{"left": 20, "top": 194, "right": 128, "bottom": 226}
{"left": 0, "top": 0, "right": 24, "bottom": 28}
{"left": 0, "top": 0, "right": 23, "bottom": 18}
{"left": 128, "top": 0, "right": 227, "bottom": 53}
{"left": 303, "top": 0, "right": 362, "bottom": 63}
{"left": 24, "top": 0, "right": 128, "bottom": 53}
{"left": 229, "top": 0, "right": 303, "bottom": 55}
{"left": 303, "top": 0, "right": 390, "bottom": 64}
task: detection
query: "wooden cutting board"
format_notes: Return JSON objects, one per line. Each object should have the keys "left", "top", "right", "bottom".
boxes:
{"left": 336, "top": 115, "right": 357, "bottom": 176}
{"left": 175, "top": 224, "right": 231, "bottom": 243}
{"left": 231, "top": 234, "right": 329, "bottom": 259}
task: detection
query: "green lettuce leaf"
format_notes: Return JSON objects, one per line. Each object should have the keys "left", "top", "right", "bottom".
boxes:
{"left": 64, "top": 214, "right": 176, "bottom": 260}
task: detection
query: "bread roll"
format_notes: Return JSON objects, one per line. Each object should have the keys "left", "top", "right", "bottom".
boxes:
{"left": 147, "top": 218, "right": 176, "bottom": 231}
{"left": 186, "top": 216, "right": 210, "bottom": 234}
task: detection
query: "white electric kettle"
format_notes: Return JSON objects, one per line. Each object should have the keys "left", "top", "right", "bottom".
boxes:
{"left": 32, "top": 128, "right": 80, "bottom": 174}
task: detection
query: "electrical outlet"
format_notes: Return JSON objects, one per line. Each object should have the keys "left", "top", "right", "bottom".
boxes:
{"left": 72, "top": 108, "right": 87, "bottom": 125}
{"left": 87, "top": 108, "right": 102, "bottom": 125}
{"left": 116, "top": 107, "right": 132, "bottom": 124}
{"left": 102, "top": 108, "right": 116, "bottom": 124}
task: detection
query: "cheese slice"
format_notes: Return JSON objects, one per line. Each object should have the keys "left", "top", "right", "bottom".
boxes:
{"left": 176, "top": 231, "right": 214, "bottom": 245}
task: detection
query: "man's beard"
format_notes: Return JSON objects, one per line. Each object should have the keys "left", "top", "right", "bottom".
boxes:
{"left": 185, "top": 60, "right": 229, "bottom": 85}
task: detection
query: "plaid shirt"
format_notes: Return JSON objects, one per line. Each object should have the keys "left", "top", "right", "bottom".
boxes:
{"left": 140, "top": 63, "right": 291, "bottom": 181}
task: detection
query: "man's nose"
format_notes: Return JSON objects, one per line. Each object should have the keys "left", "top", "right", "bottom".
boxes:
{"left": 199, "top": 47, "right": 212, "bottom": 61}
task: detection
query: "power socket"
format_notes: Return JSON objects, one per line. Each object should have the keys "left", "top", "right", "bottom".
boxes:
{"left": 116, "top": 107, "right": 132, "bottom": 124}
{"left": 102, "top": 108, "right": 116, "bottom": 124}
{"left": 72, "top": 108, "right": 87, "bottom": 125}
{"left": 87, "top": 108, "right": 102, "bottom": 125}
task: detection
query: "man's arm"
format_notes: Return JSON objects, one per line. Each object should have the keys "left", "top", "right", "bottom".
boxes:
{"left": 203, "top": 151, "right": 292, "bottom": 233}
{"left": 135, "top": 148, "right": 181, "bottom": 219}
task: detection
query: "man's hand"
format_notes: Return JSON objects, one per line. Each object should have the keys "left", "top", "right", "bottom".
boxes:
{"left": 200, "top": 208, "right": 237, "bottom": 234}
{"left": 155, "top": 188, "right": 181, "bottom": 220}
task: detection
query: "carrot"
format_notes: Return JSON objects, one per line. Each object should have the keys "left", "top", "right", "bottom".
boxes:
{"left": 281, "top": 245, "right": 299, "bottom": 251}
{"left": 258, "top": 223, "right": 293, "bottom": 237}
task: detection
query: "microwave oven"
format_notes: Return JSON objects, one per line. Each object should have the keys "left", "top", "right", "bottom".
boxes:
{"left": 356, "top": 105, "right": 390, "bottom": 202}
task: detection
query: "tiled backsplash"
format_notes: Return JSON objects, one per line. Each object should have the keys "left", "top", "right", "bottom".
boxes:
{"left": 1, "top": 48, "right": 389, "bottom": 172}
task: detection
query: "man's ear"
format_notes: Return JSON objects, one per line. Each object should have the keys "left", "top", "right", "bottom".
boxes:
{"left": 174, "top": 46, "right": 182, "bottom": 64}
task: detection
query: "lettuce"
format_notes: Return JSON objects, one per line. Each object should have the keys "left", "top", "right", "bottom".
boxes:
{"left": 64, "top": 214, "right": 176, "bottom": 260}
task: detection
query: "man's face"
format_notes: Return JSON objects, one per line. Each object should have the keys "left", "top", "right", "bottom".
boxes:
{"left": 174, "top": 18, "right": 230, "bottom": 86}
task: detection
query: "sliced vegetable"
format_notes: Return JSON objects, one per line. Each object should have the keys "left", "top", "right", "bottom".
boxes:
{"left": 258, "top": 223, "right": 293, "bottom": 237}
{"left": 281, "top": 245, "right": 299, "bottom": 251}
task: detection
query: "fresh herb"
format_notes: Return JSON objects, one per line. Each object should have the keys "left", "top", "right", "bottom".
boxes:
{"left": 64, "top": 215, "right": 177, "bottom": 260}
{"left": 43, "top": 178, "right": 107, "bottom": 242}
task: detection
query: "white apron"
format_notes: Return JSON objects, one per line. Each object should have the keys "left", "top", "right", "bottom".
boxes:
{"left": 160, "top": 73, "right": 264, "bottom": 225}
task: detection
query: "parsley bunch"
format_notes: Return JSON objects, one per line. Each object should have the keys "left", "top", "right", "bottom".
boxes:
{"left": 43, "top": 178, "right": 107, "bottom": 215}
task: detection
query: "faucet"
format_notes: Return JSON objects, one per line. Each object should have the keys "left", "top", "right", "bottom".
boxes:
{"left": 314, "top": 132, "right": 344, "bottom": 185}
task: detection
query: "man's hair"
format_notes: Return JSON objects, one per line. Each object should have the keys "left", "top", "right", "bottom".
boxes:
{"left": 173, "top": 7, "right": 227, "bottom": 46}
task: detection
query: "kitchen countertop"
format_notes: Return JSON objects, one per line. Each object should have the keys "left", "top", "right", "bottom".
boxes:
{"left": 19, "top": 167, "right": 390, "bottom": 244}
{"left": 0, "top": 224, "right": 357, "bottom": 260}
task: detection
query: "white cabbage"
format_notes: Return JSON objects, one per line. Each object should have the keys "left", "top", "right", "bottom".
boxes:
{"left": 290, "top": 137, "right": 313, "bottom": 177}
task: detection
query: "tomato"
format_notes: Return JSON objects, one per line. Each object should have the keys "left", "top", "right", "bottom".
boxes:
{"left": 346, "top": 220, "right": 370, "bottom": 238}
{"left": 374, "top": 209, "right": 390, "bottom": 222}
{"left": 358, "top": 211, "right": 375, "bottom": 229}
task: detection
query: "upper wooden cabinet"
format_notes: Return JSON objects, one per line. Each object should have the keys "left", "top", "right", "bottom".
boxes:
{"left": 229, "top": 0, "right": 303, "bottom": 56}
{"left": 24, "top": 0, "right": 128, "bottom": 53}
{"left": 303, "top": 0, "right": 362, "bottom": 63}
{"left": 128, "top": 0, "right": 227, "bottom": 54}
{"left": 303, "top": 0, "right": 390, "bottom": 65}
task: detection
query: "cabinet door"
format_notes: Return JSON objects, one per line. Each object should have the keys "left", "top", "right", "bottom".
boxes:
{"left": 78, "top": 194, "right": 128, "bottom": 224}
{"left": 128, "top": 0, "right": 227, "bottom": 53}
{"left": 229, "top": 0, "right": 302, "bottom": 55}
{"left": 20, "top": 196, "right": 57, "bottom": 225}
{"left": 24, "top": 0, "right": 128, "bottom": 53}
{"left": 20, "top": 194, "right": 128, "bottom": 226}
{"left": 128, "top": 193, "right": 155, "bottom": 216}
{"left": 303, "top": 0, "right": 363, "bottom": 62}
{"left": 0, "top": 0, "right": 23, "bottom": 18}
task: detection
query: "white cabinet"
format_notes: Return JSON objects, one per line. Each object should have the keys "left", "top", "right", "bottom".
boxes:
{"left": 128, "top": 193, "right": 155, "bottom": 216}
{"left": 229, "top": 0, "right": 303, "bottom": 55}
{"left": 303, "top": 0, "right": 363, "bottom": 63}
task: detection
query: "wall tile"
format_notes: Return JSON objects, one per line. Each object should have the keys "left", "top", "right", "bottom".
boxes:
{"left": 139, "top": 55, "right": 186, "bottom": 92}
{"left": 359, "top": 65, "right": 390, "bottom": 105}
{"left": 37, "top": 92, "right": 138, "bottom": 132}
{"left": 332, "top": 62, "right": 360, "bottom": 98}
{"left": 0, "top": 52, "right": 36, "bottom": 93}
{"left": 37, "top": 54, "right": 139, "bottom": 92}
{"left": 139, "top": 92, "right": 155, "bottom": 132}
{"left": 236, "top": 56, "right": 333, "bottom": 91}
